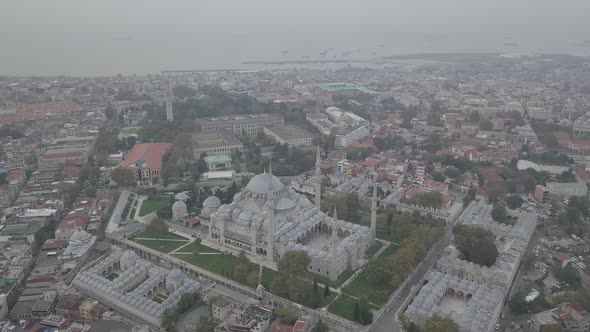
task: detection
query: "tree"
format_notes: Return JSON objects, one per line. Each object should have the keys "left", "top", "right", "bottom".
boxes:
{"left": 409, "top": 191, "right": 444, "bottom": 209}
{"left": 276, "top": 305, "right": 300, "bottom": 325}
{"left": 277, "top": 250, "right": 311, "bottom": 277}
{"left": 463, "top": 186, "right": 476, "bottom": 206}
{"left": 469, "top": 111, "right": 480, "bottom": 122}
{"left": 509, "top": 292, "right": 529, "bottom": 315}
{"left": 161, "top": 308, "right": 178, "bottom": 332}
{"left": 554, "top": 263, "right": 581, "bottom": 287}
{"left": 313, "top": 320, "right": 328, "bottom": 332}
{"left": 110, "top": 167, "right": 137, "bottom": 187}
{"left": 426, "top": 112, "right": 442, "bottom": 127}
{"left": 324, "top": 283, "right": 331, "bottom": 297}
{"left": 506, "top": 194, "right": 524, "bottom": 209}
{"left": 443, "top": 166, "right": 461, "bottom": 179}
{"left": 176, "top": 292, "right": 200, "bottom": 314}
{"left": 356, "top": 296, "right": 373, "bottom": 325}
{"left": 62, "top": 182, "right": 81, "bottom": 198}
{"left": 491, "top": 202, "right": 508, "bottom": 223}
{"left": 453, "top": 225, "right": 498, "bottom": 267}
{"left": 146, "top": 218, "right": 168, "bottom": 238}
{"left": 423, "top": 315, "right": 459, "bottom": 332}
{"left": 479, "top": 119, "right": 493, "bottom": 131}
{"left": 172, "top": 85, "right": 197, "bottom": 99}
{"left": 192, "top": 317, "right": 218, "bottom": 332}
{"left": 192, "top": 237, "right": 202, "bottom": 255}
{"left": 173, "top": 133, "right": 195, "bottom": 161}
{"left": 233, "top": 251, "right": 251, "bottom": 284}
{"left": 432, "top": 172, "right": 445, "bottom": 182}
{"left": 271, "top": 251, "right": 315, "bottom": 306}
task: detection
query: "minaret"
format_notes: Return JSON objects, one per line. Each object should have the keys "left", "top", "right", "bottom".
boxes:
{"left": 166, "top": 77, "right": 174, "bottom": 122}
{"left": 371, "top": 183, "right": 378, "bottom": 238}
{"left": 266, "top": 161, "right": 275, "bottom": 261}
{"left": 330, "top": 207, "right": 338, "bottom": 280}
{"left": 314, "top": 145, "right": 322, "bottom": 209}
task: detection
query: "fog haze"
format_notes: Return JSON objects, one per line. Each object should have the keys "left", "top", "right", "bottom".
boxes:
{"left": 1, "top": 0, "right": 589, "bottom": 76}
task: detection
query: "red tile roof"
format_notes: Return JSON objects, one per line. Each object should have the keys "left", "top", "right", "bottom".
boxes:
{"left": 480, "top": 168, "right": 504, "bottom": 185}
{"left": 405, "top": 187, "right": 425, "bottom": 198}
{"left": 120, "top": 143, "right": 171, "bottom": 170}
{"left": 574, "top": 166, "right": 590, "bottom": 182}
{"left": 423, "top": 180, "right": 447, "bottom": 191}
{"left": 442, "top": 194, "right": 455, "bottom": 203}
{"left": 361, "top": 159, "right": 380, "bottom": 167}
{"left": 8, "top": 168, "right": 26, "bottom": 179}
{"left": 272, "top": 325, "right": 294, "bottom": 332}
{"left": 553, "top": 252, "right": 571, "bottom": 262}
{"left": 41, "top": 239, "right": 67, "bottom": 250}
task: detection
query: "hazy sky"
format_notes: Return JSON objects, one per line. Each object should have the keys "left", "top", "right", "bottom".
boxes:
{"left": 1, "top": 0, "right": 589, "bottom": 76}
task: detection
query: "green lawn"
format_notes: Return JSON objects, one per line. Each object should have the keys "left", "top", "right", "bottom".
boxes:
{"left": 120, "top": 127, "right": 139, "bottom": 135}
{"left": 174, "top": 252, "right": 238, "bottom": 276}
{"left": 329, "top": 294, "right": 379, "bottom": 323}
{"left": 132, "top": 239, "right": 189, "bottom": 253}
{"left": 328, "top": 295, "right": 359, "bottom": 321}
{"left": 366, "top": 241, "right": 384, "bottom": 257}
{"left": 176, "top": 242, "right": 221, "bottom": 254}
{"left": 138, "top": 199, "right": 169, "bottom": 217}
{"left": 376, "top": 230, "right": 390, "bottom": 240}
{"left": 341, "top": 244, "right": 400, "bottom": 305}
{"left": 313, "top": 269, "right": 355, "bottom": 288}
{"left": 105, "top": 272, "right": 120, "bottom": 281}
{"left": 132, "top": 230, "right": 188, "bottom": 240}
{"left": 152, "top": 293, "right": 168, "bottom": 304}
{"left": 173, "top": 249, "right": 277, "bottom": 287}
{"left": 379, "top": 243, "right": 399, "bottom": 257}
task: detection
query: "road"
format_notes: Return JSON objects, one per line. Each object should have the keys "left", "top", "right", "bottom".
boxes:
{"left": 370, "top": 218, "right": 458, "bottom": 332}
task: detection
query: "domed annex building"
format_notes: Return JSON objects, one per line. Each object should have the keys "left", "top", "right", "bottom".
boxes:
{"left": 201, "top": 147, "right": 376, "bottom": 281}
{"left": 72, "top": 247, "right": 202, "bottom": 328}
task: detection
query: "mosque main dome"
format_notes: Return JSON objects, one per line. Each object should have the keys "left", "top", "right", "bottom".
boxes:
{"left": 245, "top": 173, "right": 284, "bottom": 194}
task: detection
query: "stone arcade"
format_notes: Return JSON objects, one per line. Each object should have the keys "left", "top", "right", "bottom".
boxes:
{"left": 72, "top": 247, "right": 202, "bottom": 328}
{"left": 200, "top": 146, "right": 376, "bottom": 281}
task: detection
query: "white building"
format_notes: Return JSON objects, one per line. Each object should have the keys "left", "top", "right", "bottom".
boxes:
{"left": 545, "top": 182, "right": 588, "bottom": 199}
{"left": 325, "top": 107, "right": 368, "bottom": 127}
{"left": 0, "top": 294, "right": 7, "bottom": 320}
{"left": 528, "top": 107, "right": 553, "bottom": 120}
{"left": 202, "top": 148, "right": 376, "bottom": 281}
{"left": 334, "top": 126, "right": 370, "bottom": 148}
{"left": 263, "top": 125, "right": 315, "bottom": 147}
{"left": 72, "top": 248, "right": 202, "bottom": 328}
{"left": 172, "top": 193, "right": 188, "bottom": 220}
{"left": 61, "top": 229, "right": 97, "bottom": 261}
{"left": 405, "top": 200, "right": 537, "bottom": 332}
{"left": 574, "top": 112, "right": 590, "bottom": 136}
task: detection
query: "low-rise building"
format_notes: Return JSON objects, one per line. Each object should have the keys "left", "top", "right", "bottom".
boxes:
{"left": 204, "top": 155, "right": 232, "bottom": 172}
{"left": 79, "top": 299, "right": 107, "bottom": 325}
{"left": 210, "top": 295, "right": 234, "bottom": 321}
{"left": 543, "top": 182, "right": 588, "bottom": 200}
{"left": 574, "top": 112, "right": 590, "bottom": 136}
{"left": 529, "top": 302, "right": 590, "bottom": 332}
{"left": 217, "top": 303, "right": 273, "bottom": 332}
{"left": 192, "top": 130, "right": 243, "bottom": 159}
{"left": 120, "top": 143, "right": 171, "bottom": 184}
{"left": 334, "top": 125, "right": 370, "bottom": 148}
{"left": 534, "top": 185, "right": 550, "bottom": 203}
{"left": 421, "top": 180, "right": 449, "bottom": 195}
{"left": 263, "top": 125, "right": 315, "bottom": 147}
{"left": 198, "top": 113, "right": 284, "bottom": 137}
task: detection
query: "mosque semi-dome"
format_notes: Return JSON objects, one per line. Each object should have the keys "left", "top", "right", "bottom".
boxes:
{"left": 203, "top": 196, "right": 222, "bottom": 208}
